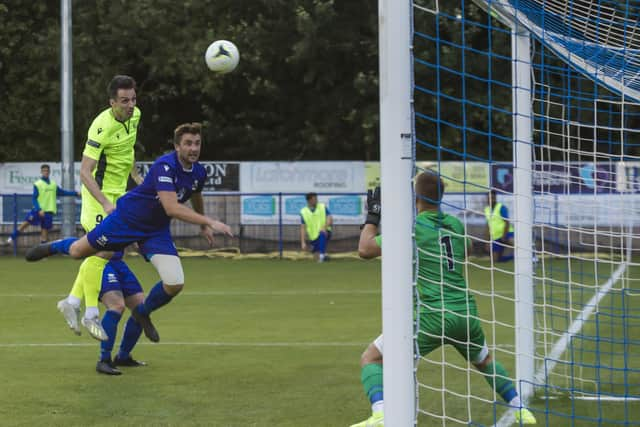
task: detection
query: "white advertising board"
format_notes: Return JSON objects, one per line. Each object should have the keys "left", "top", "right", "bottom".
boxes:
{"left": 240, "top": 161, "right": 365, "bottom": 193}
{"left": 239, "top": 162, "right": 366, "bottom": 225}
{"left": 0, "top": 162, "right": 82, "bottom": 194}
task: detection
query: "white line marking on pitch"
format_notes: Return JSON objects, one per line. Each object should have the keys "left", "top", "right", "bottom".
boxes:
{"left": 0, "top": 341, "right": 367, "bottom": 348}
{"left": 0, "top": 290, "right": 381, "bottom": 298}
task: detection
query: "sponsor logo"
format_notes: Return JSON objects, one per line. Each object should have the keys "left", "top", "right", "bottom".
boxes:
{"left": 285, "top": 197, "right": 307, "bottom": 216}
{"left": 96, "top": 235, "right": 109, "bottom": 247}
{"left": 158, "top": 176, "right": 173, "bottom": 183}
{"left": 243, "top": 196, "right": 275, "bottom": 216}
{"left": 107, "top": 273, "right": 119, "bottom": 284}
{"left": 87, "top": 140, "right": 101, "bottom": 148}
{"left": 250, "top": 164, "right": 352, "bottom": 190}
{"left": 192, "top": 179, "right": 199, "bottom": 191}
{"left": 328, "top": 196, "right": 362, "bottom": 216}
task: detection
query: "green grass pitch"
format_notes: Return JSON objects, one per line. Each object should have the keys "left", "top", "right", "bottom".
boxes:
{"left": 0, "top": 256, "right": 637, "bottom": 426}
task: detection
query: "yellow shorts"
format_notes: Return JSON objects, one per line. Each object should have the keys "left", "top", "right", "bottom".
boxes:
{"left": 80, "top": 189, "right": 121, "bottom": 232}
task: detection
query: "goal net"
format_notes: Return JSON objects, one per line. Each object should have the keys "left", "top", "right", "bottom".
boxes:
{"left": 404, "top": 0, "right": 640, "bottom": 425}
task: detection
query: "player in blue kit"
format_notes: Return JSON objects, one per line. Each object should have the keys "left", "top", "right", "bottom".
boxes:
{"left": 95, "top": 251, "right": 147, "bottom": 375}
{"left": 26, "top": 122, "right": 233, "bottom": 341}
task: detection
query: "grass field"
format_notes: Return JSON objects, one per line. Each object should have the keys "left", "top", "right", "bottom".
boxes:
{"left": 1, "top": 255, "right": 638, "bottom": 426}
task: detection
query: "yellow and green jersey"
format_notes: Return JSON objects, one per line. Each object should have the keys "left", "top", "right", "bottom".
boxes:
{"left": 414, "top": 210, "right": 475, "bottom": 312}
{"left": 300, "top": 203, "right": 330, "bottom": 241}
{"left": 484, "top": 203, "right": 513, "bottom": 240}
{"left": 81, "top": 106, "right": 141, "bottom": 204}
{"left": 34, "top": 178, "right": 58, "bottom": 213}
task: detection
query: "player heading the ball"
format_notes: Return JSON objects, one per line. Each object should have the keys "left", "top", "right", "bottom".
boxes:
{"left": 26, "top": 122, "right": 234, "bottom": 343}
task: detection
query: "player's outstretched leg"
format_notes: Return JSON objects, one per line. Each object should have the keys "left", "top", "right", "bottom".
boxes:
{"left": 26, "top": 236, "right": 98, "bottom": 262}
{"left": 25, "top": 237, "right": 77, "bottom": 261}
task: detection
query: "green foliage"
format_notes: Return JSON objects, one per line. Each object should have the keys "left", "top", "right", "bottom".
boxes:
{"left": 0, "top": 0, "right": 379, "bottom": 161}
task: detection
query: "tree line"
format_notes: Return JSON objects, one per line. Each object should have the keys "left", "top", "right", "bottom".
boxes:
{"left": 4, "top": 1, "right": 628, "bottom": 164}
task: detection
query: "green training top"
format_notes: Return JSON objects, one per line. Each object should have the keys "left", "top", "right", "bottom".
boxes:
{"left": 414, "top": 210, "right": 475, "bottom": 312}
{"left": 82, "top": 106, "right": 141, "bottom": 197}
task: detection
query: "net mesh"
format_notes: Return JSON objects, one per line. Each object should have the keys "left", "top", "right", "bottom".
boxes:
{"left": 413, "top": 0, "right": 640, "bottom": 425}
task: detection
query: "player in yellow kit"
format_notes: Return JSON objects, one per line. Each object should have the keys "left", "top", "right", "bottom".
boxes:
{"left": 56, "top": 75, "right": 143, "bottom": 343}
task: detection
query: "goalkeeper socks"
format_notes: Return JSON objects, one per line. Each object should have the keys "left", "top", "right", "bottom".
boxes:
{"left": 138, "top": 281, "right": 173, "bottom": 316}
{"left": 100, "top": 310, "right": 122, "bottom": 362}
{"left": 478, "top": 360, "right": 518, "bottom": 403}
{"left": 118, "top": 316, "right": 143, "bottom": 359}
{"left": 50, "top": 237, "right": 77, "bottom": 255}
{"left": 361, "top": 363, "right": 384, "bottom": 406}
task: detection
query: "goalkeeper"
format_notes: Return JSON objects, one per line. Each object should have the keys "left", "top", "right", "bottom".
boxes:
{"left": 350, "top": 173, "right": 536, "bottom": 427}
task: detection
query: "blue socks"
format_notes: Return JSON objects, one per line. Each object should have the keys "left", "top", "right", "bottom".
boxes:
{"left": 136, "top": 281, "right": 173, "bottom": 316}
{"left": 100, "top": 310, "right": 122, "bottom": 362}
{"left": 117, "top": 316, "right": 143, "bottom": 360}
{"left": 315, "top": 232, "right": 327, "bottom": 254}
{"left": 50, "top": 237, "right": 78, "bottom": 255}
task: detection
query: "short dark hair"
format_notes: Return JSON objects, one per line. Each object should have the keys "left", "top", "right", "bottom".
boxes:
{"left": 107, "top": 75, "right": 136, "bottom": 100}
{"left": 415, "top": 171, "right": 445, "bottom": 205}
{"left": 40, "top": 164, "right": 50, "bottom": 170}
{"left": 173, "top": 122, "right": 202, "bottom": 145}
{"left": 305, "top": 192, "right": 317, "bottom": 201}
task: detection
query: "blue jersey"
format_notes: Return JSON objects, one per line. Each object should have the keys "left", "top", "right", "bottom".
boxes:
{"left": 116, "top": 151, "right": 206, "bottom": 230}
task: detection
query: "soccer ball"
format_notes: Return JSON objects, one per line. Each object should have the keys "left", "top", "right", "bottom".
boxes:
{"left": 205, "top": 40, "right": 240, "bottom": 74}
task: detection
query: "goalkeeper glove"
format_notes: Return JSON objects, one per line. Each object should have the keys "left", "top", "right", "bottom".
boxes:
{"left": 365, "top": 186, "right": 381, "bottom": 227}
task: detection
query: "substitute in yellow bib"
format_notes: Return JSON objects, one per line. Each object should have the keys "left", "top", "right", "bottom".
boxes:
{"left": 300, "top": 192, "right": 333, "bottom": 262}
{"left": 484, "top": 189, "right": 514, "bottom": 262}
{"left": 7, "top": 164, "right": 78, "bottom": 244}
{"left": 57, "top": 75, "right": 144, "bottom": 348}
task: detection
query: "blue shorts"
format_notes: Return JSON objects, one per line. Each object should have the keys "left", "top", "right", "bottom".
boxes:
{"left": 310, "top": 230, "right": 331, "bottom": 253}
{"left": 25, "top": 209, "right": 53, "bottom": 230}
{"left": 99, "top": 259, "right": 144, "bottom": 300}
{"left": 86, "top": 209, "right": 178, "bottom": 260}
{"left": 492, "top": 231, "right": 514, "bottom": 252}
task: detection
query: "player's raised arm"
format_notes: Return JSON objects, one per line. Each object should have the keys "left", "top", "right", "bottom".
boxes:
{"left": 157, "top": 190, "right": 232, "bottom": 236}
